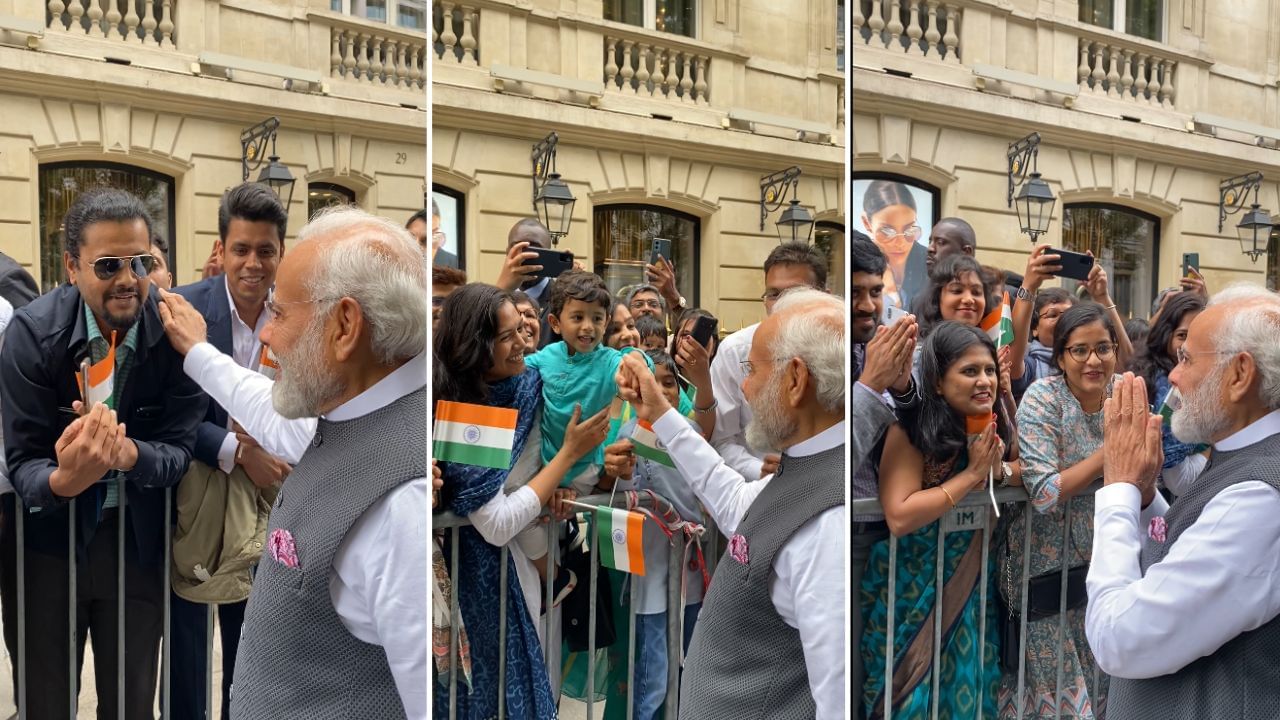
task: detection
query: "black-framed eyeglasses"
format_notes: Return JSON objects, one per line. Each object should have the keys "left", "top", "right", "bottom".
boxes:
{"left": 1065, "top": 343, "right": 1116, "bottom": 362}
{"left": 90, "top": 254, "right": 157, "bottom": 281}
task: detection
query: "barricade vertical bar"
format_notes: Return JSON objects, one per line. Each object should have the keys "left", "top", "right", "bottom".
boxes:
{"left": 543, "top": 519, "right": 554, "bottom": 667}
{"left": 884, "top": 533, "right": 897, "bottom": 720}
{"left": 1055, "top": 500, "right": 1072, "bottom": 720}
{"left": 498, "top": 545, "right": 508, "bottom": 720}
{"left": 931, "top": 521, "right": 943, "bottom": 720}
{"left": 547, "top": 525, "right": 561, "bottom": 695}
{"left": 626, "top": 564, "right": 638, "bottom": 720}
{"left": 586, "top": 508, "right": 598, "bottom": 720}
{"left": 663, "top": 534, "right": 681, "bottom": 718}
{"left": 1016, "top": 501, "right": 1032, "bottom": 720}
{"left": 117, "top": 479, "right": 126, "bottom": 720}
{"left": 205, "top": 605, "right": 214, "bottom": 719}
{"left": 68, "top": 497, "right": 77, "bottom": 720}
{"left": 449, "top": 527, "right": 460, "bottom": 719}
{"left": 15, "top": 495, "right": 25, "bottom": 720}
{"left": 162, "top": 487, "right": 171, "bottom": 720}
{"left": 978, "top": 518, "right": 989, "bottom": 720}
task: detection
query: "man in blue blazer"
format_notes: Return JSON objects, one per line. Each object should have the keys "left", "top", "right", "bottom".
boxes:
{"left": 169, "top": 183, "right": 290, "bottom": 720}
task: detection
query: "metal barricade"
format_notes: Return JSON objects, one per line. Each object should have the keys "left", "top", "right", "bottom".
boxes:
{"left": 433, "top": 491, "right": 710, "bottom": 720}
{"left": 851, "top": 482, "right": 1104, "bottom": 720}
{"left": 3, "top": 483, "right": 208, "bottom": 718}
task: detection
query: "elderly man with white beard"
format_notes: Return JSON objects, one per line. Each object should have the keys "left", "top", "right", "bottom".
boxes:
{"left": 614, "top": 287, "right": 846, "bottom": 720}
{"left": 1088, "top": 285, "right": 1280, "bottom": 719}
{"left": 156, "top": 206, "right": 428, "bottom": 719}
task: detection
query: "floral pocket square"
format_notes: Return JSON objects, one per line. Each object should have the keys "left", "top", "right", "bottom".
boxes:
{"left": 268, "top": 528, "right": 299, "bottom": 568}
{"left": 728, "top": 533, "right": 749, "bottom": 565}
{"left": 1148, "top": 516, "right": 1168, "bottom": 543}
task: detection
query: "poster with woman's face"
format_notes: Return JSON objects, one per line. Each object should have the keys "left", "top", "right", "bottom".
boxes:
{"left": 431, "top": 189, "right": 461, "bottom": 265}
{"left": 852, "top": 177, "right": 935, "bottom": 310}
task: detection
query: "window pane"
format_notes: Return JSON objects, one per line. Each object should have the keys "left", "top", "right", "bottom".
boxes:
{"left": 364, "top": 0, "right": 387, "bottom": 22}
{"left": 38, "top": 165, "right": 172, "bottom": 294}
{"left": 1061, "top": 206, "right": 1156, "bottom": 320}
{"left": 1125, "top": 0, "right": 1162, "bottom": 41}
{"left": 837, "top": 0, "right": 845, "bottom": 71}
{"left": 603, "top": 0, "right": 645, "bottom": 28}
{"left": 308, "top": 183, "right": 356, "bottom": 222}
{"left": 593, "top": 206, "right": 698, "bottom": 308}
{"left": 398, "top": 0, "right": 427, "bottom": 29}
{"left": 656, "top": 0, "right": 696, "bottom": 38}
{"left": 331, "top": 0, "right": 342, "bottom": 11}
{"left": 814, "top": 224, "right": 845, "bottom": 297}
{"left": 1078, "top": 0, "right": 1114, "bottom": 31}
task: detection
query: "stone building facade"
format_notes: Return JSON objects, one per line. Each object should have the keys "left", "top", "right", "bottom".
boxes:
{"left": 431, "top": 0, "right": 846, "bottom": 333}
{"left": 0, "top": 0, "right": 427, "bottom": 289}
{"left": 854, "top": 0, "right": 1280, "bottom": 317}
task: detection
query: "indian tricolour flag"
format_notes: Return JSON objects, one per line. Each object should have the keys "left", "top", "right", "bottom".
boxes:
{"left": 631, "top": 419, "right": 674, "bottom": 467}
{"left": 76, "top": 332, "right": 116, "bottom": 408}
{"left": 257, "top": 345, "right": 280, "bottom": 381}
{"left": 1159, "top": 386, "right": 1182, "bottom": 425}
{"left": 433, "top": 400, "right": 518, "bottom": 469}
{"left": 979, "top": 292, "right": 1015, "bottom": 348}
{"left": 594, "top": 506, "right": 646, "bottom": 575}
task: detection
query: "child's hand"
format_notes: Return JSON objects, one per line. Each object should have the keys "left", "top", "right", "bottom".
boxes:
{"left": 603, "top": 439, "right": 636, "bottom": 480}
{"left": 562, "top": 404, "right": 610, "bottom": 459}
{"left": 551, "top": 488, "right": 577, "bottom": 520}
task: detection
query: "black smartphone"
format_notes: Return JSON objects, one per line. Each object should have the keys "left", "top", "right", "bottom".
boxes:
{"left": 690, "top": 315, "right": 718, "bottom": 348}
{"left": 522, "top": 246, "right": 575, "bottom": 280}
{"left": 1182, "top": 252, "right": 1200, "bottom": 278}
{"left": 1047, "top": 247, "right": 1093, "bottom": 281}
{"left": 649, "top": 238, "right": 673, "bottom": 266}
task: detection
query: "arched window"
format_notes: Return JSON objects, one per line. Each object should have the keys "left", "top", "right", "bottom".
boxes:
{"left": 431, "top": 185, "right": 465, "bottom": 270}
{"left": 38, "top": 162, "right": 175, "bottom": 294}
{"left": 852, "top": 173, "right": 940, "bottom": 310}
{"left": 308, "top": 182, "right": 356, "bottom": 220}
{"left": 814, "top": 221, "right": 845, "bottom": 297}
{"left": 1062, "top": 204, "right": 1160, "bottom": 319}
{"left": 593, "top": 205, "right": 699, "bottom": 306}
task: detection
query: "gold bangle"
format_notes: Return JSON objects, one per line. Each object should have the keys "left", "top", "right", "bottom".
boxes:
{"left": 939, "top": 485, "right": 957, "bottom": 508}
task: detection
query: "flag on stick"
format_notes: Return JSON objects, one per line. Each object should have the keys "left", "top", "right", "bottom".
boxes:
{"left": 593, "top": 506, "right": 646, "bottom": 575}
{"left": 258, "top": 345, "right": 280, "bottom": 381}
{"left": 75, "top": 331, "right": 116, "bottom": 408}
{"left": 979, "top": 292, "right": 1015, "bottom": 349}
{"left": 433, "top": 400, "right": 518, "bottom": 469}
{"left": 966, "top": 412, "right": 1001, "bottom": 518}
{"left": 631, "top": 419, "right": 675, "bottom": 467}
{"left": 1158, "top": 386, "right": 1182, "bottom": 426}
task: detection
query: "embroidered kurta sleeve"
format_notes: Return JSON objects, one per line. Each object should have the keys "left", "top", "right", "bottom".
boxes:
{"left": 1015, "top": 380, "right": 1066, "bottom": 512}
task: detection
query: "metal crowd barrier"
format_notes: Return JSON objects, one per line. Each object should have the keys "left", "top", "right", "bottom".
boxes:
{"left": 2, "top": 483, "right": 223, "bottom": 718}
{"left": 851, "top": 482, "right": 1105, "bottom": 720}
{"left": 433, "top": 491, "right": 713, "bottom": 720}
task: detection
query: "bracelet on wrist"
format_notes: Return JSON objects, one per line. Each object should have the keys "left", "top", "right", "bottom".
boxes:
{"left": 694, "top": 398, "right": 718, "bottom": 414}
{"left": 939, "top": 485, "right": 957, "bottom": 508}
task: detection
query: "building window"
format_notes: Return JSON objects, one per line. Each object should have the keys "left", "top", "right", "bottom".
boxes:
{"left": 1061, "top": 204, "right": 1160, "bottom": 319}
{"left": 593, "top": 205, "right": 699, "bottom": 307}
{"left": 814, "top": 222, "right": 845, "bottom": 297}
{"left": 332, "top": 0, "right": 427, "bottom": 30}
{"left": 1079, "top": 0, "right": 1163, "bottom": 42}
{"left": 837, "top": 0, "right": 846, "bottom": 71}
{"left": 604, "top": 0, "right": 697, "bottom": 38}
{"left": 431, "top": 185, "right": 465, "bottom": 270}
{"left": 38, "top": 163, "right": 174, "bottom": 294}
{"left": 307, "top": 182, "right": 356, "bottom": 221}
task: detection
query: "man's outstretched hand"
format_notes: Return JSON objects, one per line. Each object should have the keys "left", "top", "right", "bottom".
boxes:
{"left": 157, "top": 288, "right": 208, "bottom": 356}
{"left": 615, "top": 353, "right": 673, "bottom": 424}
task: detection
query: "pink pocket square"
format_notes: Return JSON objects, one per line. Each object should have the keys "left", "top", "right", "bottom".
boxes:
{"left": 728, "top": 533, "right": 749, "bottom": 565}
{"left": 269, "top": 528, "right": 299, "bottom": 568}
{"left": 1148, "top": 516, "right": 1168, "bottom": 543}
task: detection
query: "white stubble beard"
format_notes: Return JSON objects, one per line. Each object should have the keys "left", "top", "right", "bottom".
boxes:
{"left": 270, "top": 313, "right": 346, "bottom": 420}
{"left": 745, "top": 368, "right": 797, "bottom": 455}
{"left": 1170, "top": 361, "right": 1230, "bottom": 445}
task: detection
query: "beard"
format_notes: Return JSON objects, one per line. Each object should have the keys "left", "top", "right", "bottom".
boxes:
{"left": 98, "top": 285, "right": 143, "bottom": 332}
{"left": 1171, "top": 361, "right": 1230, "bottom": 445}
{"left": 270, "top": 313, "right": 346, "bottom": 419}
{"left": 745, "top": 368, "right": 798, "bottom": 454}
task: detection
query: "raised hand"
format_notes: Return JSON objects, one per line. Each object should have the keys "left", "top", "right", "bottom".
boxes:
{"left": 1103, "top": 373, "right": 1163, "bottom": 506}
{"left": 861, "top": 315, "right": 917, "bottom": 393}
{"left": 615, "top": 353, "right": 673, "bottom": 423}
{"left": 50, "top": 403, "right": 124, "bottom": 498}
{"left": 157, "top": 288, "right": 209, "bottom": 356}
{"left": 494, "top": 241, "right": 542, "bottom": 292}
{"left": 1022, "top": 244, "right": 1062, "bottom": 293}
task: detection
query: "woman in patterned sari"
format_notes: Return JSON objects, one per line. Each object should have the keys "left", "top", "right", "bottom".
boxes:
{"left": 433, "top": 283, "right": 609, "bottom": 719}
{"left": 862, "top": 321, "right": 1011, "bottom": 719}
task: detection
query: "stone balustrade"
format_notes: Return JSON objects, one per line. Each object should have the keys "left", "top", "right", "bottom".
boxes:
{"left": 604, "top": 33, "right": 712, "bottom": 105}
{"left": 853, "top": 0, "right": 961, "bottom": 64}
{"left": 46, "top": 0, "right": 175, "bottom": 47}
{"left": 432, "top": 1, "right": 479, "bottom": 66}
{"left": 330, "top": 20, "right": 426, "bottom": 90}
{"left": 1077, "top": 35, "right": 1177, "bottom": 109}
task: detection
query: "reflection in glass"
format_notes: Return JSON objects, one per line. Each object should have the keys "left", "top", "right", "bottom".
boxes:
{"left": 593, "top": 206, "right": 698, "bottom": 306}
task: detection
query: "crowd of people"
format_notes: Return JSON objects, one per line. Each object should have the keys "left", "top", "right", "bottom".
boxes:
{"left": 0, "top": 185, "right": 428, "bottom": 719}
{"left": 852, "top": 219, "right": 1280, "bottom": 719}
{"left": 431, "top": 220, "right": 848, "bottom": 719}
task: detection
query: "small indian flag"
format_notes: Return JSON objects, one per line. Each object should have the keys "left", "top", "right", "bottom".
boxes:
{"left": 631, "top": 420, "right": 674, "bottom": 468}
{"left": 258, "top": 345, "right": 280, "bottom": 381}
{"left": 76, "top": 332, "right": 116, "bottom": 408}
{"left": 979, "top": 292, "right": 1015, "bottom": 348}
{"left": 1159, "top": 386, "right": 1182, "bottom": 425}
{"left": 966, "top": 412, "right": 994, "bottom": 436}
{"left": 594, "top": 506, "right": 646, "bottom": 575}
{"left": 433, "top": 400, "right": 518, "bottom": 470}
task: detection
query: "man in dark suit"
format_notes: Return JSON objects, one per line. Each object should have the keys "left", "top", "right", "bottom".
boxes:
{"left": 0, "top": 250, "right": 39, "bottom": 307}
{"left": 169, "top": 182, "right": 291, "bottom": 720}
{"left": 419, "top": 202, "right": 459, "bottom": 269}
{"left": 0, "top": 188, "right": 205, "bottom": 719}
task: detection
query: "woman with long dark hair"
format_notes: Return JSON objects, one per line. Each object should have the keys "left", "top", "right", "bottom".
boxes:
{"left": 861, "top": 321, "right": 1008, "bottom": 718}
{"left": 1130, "top": 291, "right": 1210, "bottom": 496}
{"left": 917, "top": 254, "right": 992, "bottom": 340}
{"left": 432, "top": 283, "right": 609, "bottom": 719}
{"left": 997, "top": 303, "right": 1120, "bottom": 718}
{"left": 860, "top": 179, "right": 930, "bottom": 310}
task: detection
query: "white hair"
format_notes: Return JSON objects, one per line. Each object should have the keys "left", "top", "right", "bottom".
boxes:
{"left": 1206, "top": 284, "right": 1280, "bottom": 410}
{"left": 768, "top": 287, "right": 846, "bottom": 413}
{"left": 296, "top": 206, "right": 427, "bottom": 365}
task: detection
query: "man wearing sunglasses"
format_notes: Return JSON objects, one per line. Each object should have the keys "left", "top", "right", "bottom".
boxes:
{"left": 167, "top": 182, "right": 291, "bottom": 720}
{"left": 0, "top": 188, "right": 206, "bottom": 719}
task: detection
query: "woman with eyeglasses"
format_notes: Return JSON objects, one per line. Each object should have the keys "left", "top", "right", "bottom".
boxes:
{"left": 1131, "top": 291, "right": 1210, "bottom": 497}
{"left": 860, "top": 321, "right": 1007, "bottom": 718}
{"left": 860, "top": 179, "right": 929, "bottom": 311}
{"left": 996, "top": 302, "right": 1120, "bottom": 719}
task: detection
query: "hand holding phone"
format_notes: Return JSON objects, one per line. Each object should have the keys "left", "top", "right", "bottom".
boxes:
{"left": 1045, "top": 247, "right": 1094, "bottom": 282}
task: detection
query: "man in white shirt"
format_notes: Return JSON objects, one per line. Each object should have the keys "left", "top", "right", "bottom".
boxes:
{"left": 616, "top": 287, "right": 846, "bottom": 719}
{"left": 709, "top": 241, "right": 829, "bottom": 481}
{"left": 1090, "top": 286, "right": 1280, "bottom": 719}
{"left": 159, "top": 205, "right": 427, "bottom": 719}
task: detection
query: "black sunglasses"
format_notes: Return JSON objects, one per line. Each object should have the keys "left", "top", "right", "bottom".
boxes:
{"left": 90, "top": 254, "right": 157, "bottom": 281}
